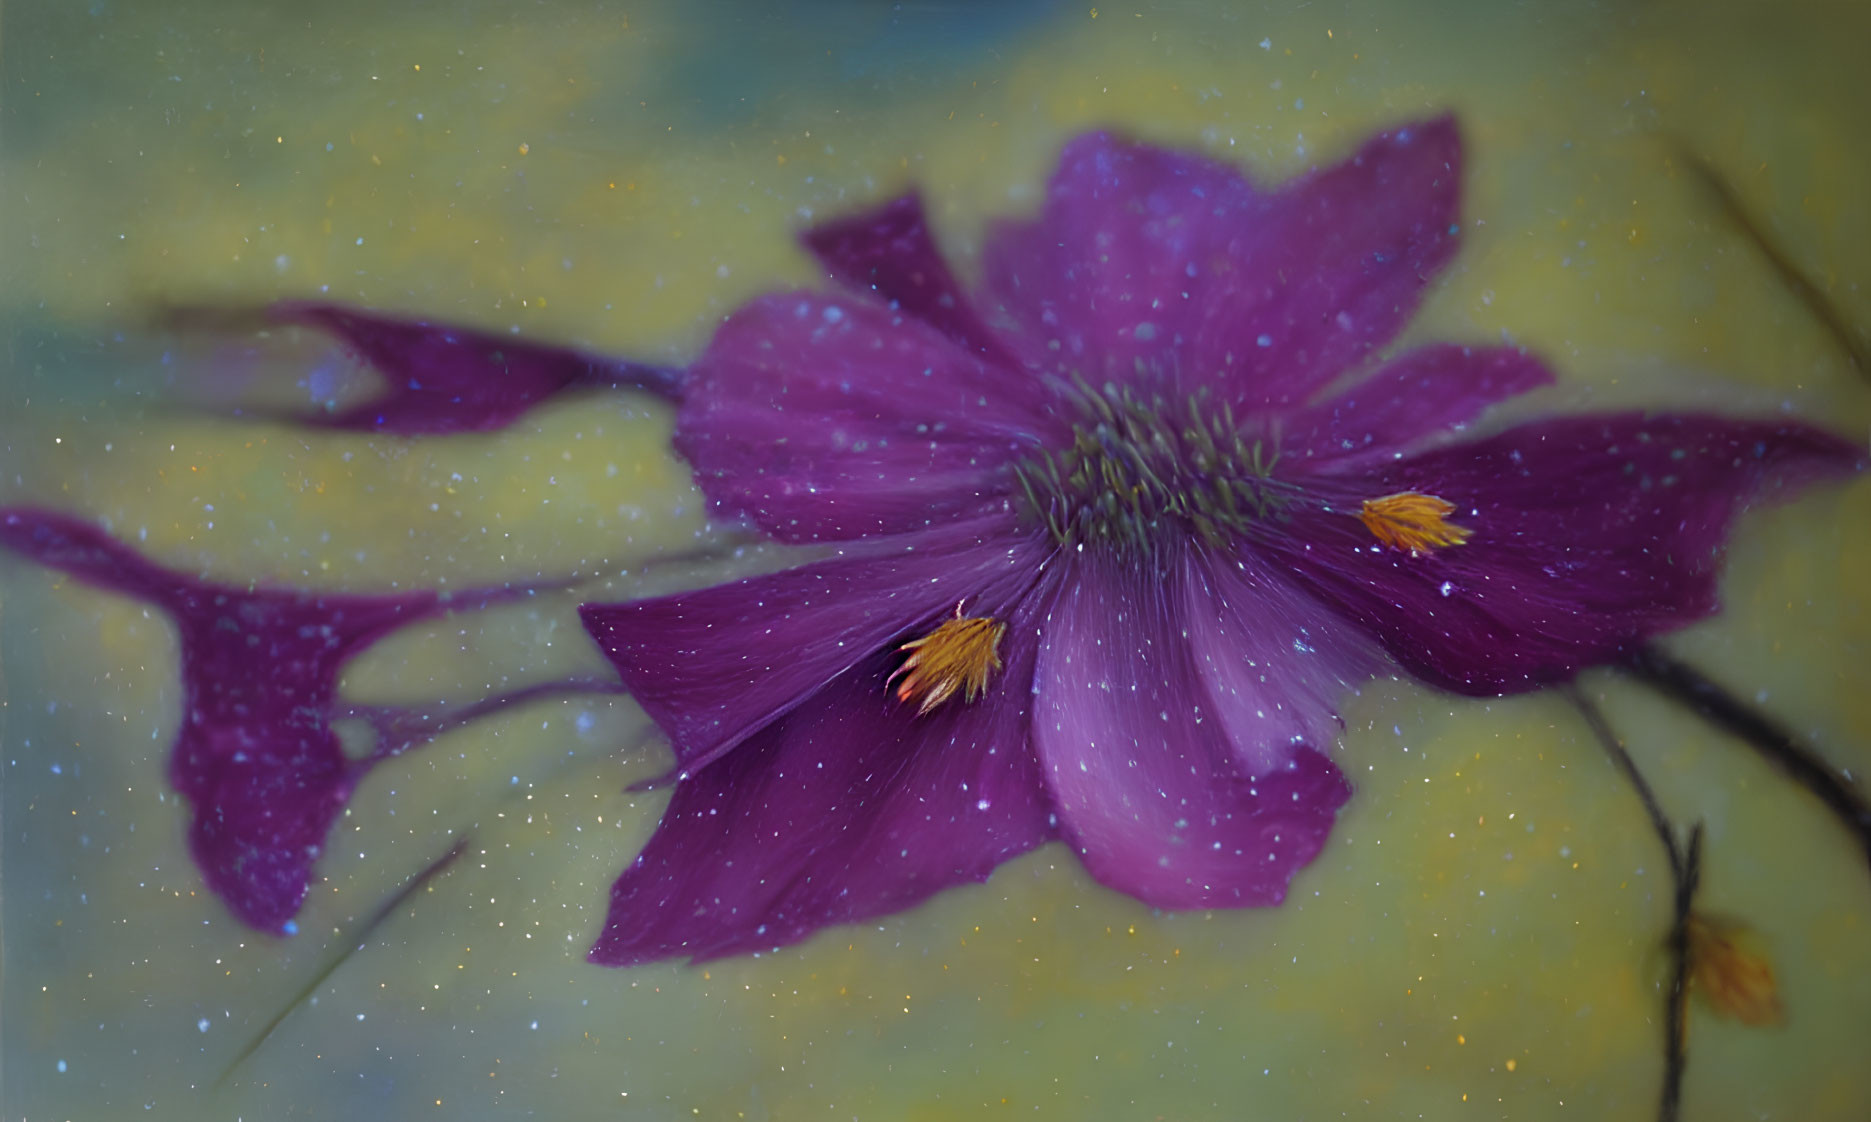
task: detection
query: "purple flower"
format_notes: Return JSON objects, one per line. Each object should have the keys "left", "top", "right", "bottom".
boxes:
{"left": 166, "top": 300, "right": 681, "bottom": 435}
{"left": 577, "top": 115, "right": 1862, "bottom": 966}
{"left": 0, "top": 508, "right": 604, "bottom": 932}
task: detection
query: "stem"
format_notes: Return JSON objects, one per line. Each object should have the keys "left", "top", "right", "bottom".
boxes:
{"left": 1568, "top": 686, "right": 1683, "bottom": 880}
{"left": 1566, "top": 688, "right": 1698, "bottom": 1122}
{"left": 1662, "top": 826, "right": 1704, "bottom": 1122}
{"left": 1625, "top": 643, "right": 1871, "bottom": 871}
{"left": 1669, "top": 140, "right": 1868, "bottom": 378}
{"left": 216, "top": 835, "right": 471, "bottom": 1086}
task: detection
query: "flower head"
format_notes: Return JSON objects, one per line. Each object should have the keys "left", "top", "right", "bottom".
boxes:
{"left": 578, "top": 115, "right": 1861, "bottom": 965}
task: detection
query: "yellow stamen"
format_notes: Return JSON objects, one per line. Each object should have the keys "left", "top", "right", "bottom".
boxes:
{"left": 1359, "top": 491, "right": 1473, "bottom": 553}
{"left": 888, "top": 606, "right": 1007, "bottom": 716}
{"left": 1686, "top": 912, "right": 1785, "bottom": 1027}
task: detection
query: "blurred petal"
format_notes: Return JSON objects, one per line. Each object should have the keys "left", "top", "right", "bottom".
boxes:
{"left": 588, "top": 591, "right": 1052, "bottom": 966}
{"left": 1271, "top": 414, "right": 1864, "bottom": 694}
{"left": 984, "top": 117, "right": 1461, "bottom": 410}
{"left": 1181, "top": 546, "right": 1389, "bottom": 776}
{"left": 264, "top": 300, "right": 682, "bottom": 433}
{"left": 983, "top": 130, "right": 1264, "bottom": 388}
{"left": 1283, "top": 344, "right": 1556, "bottom": 468}
{"left": 1032, "top": 553, "right": 1350, "bottom": 908}
{"left": 1687, "top": 912, "right": 1786, "bottom": 1026}
{"left": 802, "top": 192, "right": 1015, "bottom": 363}
{"left": 580, "top": 519, "right": 1052, "bottom": 782}
{"left": 676, "top": 292, "right": 1059, "bottom": 541}
{"left": 0, "top": 508, "right": 443, "bottom": 930}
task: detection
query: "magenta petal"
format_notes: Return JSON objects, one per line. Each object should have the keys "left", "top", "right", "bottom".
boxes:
{"left": 0, "top": 508, "right": 444, "bottom": 930}
{"left": 675, "top": 292, "right": 1058, "bottom": 541}
{"left": 1032, "top": 554, "right": 1351, "bottom": 908}
{"left": 267, "top": 301, "right": 683, "bottom": 433}
{"left": 801, "top": 192, "right": 1014, "bottom": 364}
{"left": 1275, "top": 414, "right": 1864, "bottom": 694}
{"left": 1283, "top": 344, "right": 1556, "bottom": 468}
{"left": 985, "top": 118, "right": 1461, "bottom": 411}
{"left": 580, "top": 520, "right": 1051, "bottom": 781}
{"left": 1180, "top": 547, "right": 1388, "bottom": 776}
{"left": 587, "top": 594, "right": 1052, "bottom": 966}
{"left": 1194, "top": 117, "right": 1464, "bottom": 410}
{"left": 982, "top": 130, "right": 1267, "bottom": 388}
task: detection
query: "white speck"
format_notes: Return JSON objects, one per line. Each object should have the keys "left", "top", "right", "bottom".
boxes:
{"left": 356, "top": 1013, "right": 366, "bottom": 1022}
{"left": 1256, "top": 334, "right": 1273, "bottom": 347}
{"left": 197, "top": 1018, "right": 211, "bottom": 1033}
{"left": 1439, "top": 581, "right": 1454, "bottom": 597}
{"left": 1260, "top": 37, "right": 1272, "bottom": 49}
{"left": 57, "top": 1060, "right": 68, "bottom": 1073}
{"left": 976, "top": 798, "right": 991, "bottom": 811}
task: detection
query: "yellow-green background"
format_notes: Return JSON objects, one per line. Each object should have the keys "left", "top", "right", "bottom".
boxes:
{"left": 3, "top": 1, "right": 1868, "bottom": 1118}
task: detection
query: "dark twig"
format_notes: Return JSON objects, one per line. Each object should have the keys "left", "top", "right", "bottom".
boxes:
{"left": 215, "top": 721, "right": 660, "bottom": 1085}
{"left": 1566, "top": 688, "right": 1698, "bottom": 1122}
{"left": 1625, "top": 643, "right": 1871, "bottom": 871}
{"left": 216, "top": 835, "right": 471, "bottom": 1086}
{"left": 1670, "top": 140, "right": 1870, "bottom": 379}
{"left": 1660, "top": 825, "right": 1704, "bottom": 1122}
{"left": 345, "top": 676, "right": 631, "bottom": 763}
{"left": 1568, "top": 685, "right": 1684, "bottom": 880}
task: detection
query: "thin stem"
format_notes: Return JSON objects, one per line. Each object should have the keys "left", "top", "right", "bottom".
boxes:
{"left": 1661, "top": 825, "right": 1704, "bottom": 1122}
{"left": 344, "top": 675, "right": 631, "bottom": 763}
{"left": 1625, "top": 643, "right": 1871, "bottom": 871}
{"left": 1567, "top": 686, "right": 1683, "bottom": 881}
{"left": 216, "top": 835, "right": 471, "bottom": 1086}
{"left": 1566, "top": 687, "right": 1697, "bottom": 1122}
{"left": 1669, "top": 139, "right": 1869, "bottom": 378}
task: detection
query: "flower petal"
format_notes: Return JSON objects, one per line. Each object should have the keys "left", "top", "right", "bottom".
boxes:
{"left": 1272, "top": 414, "right": 1864, "bottom": 694}
{"left": 587, "top": 593, "right": 1051, "bottom": 966}
{"left": 801, "top": 192, "right": 1015, "bottom": 364}
{"left": 266, "top": 301, "right": 682, "bottom": 433}
{"left": 1031, "top": 554, "right": 1351, "bottom": 908}
{"left": 579, "top": 520, "right": 1051, "bottom": 782}
{"left": 984, "top": 117, "right": 1462, "bottom": 411}
{"left": 1181, "top": 546, "right": 1389, "bottom": 777}
{"left": 983, "top": 131, "right": 1264, "bottom": 387}
{"left": 1282, "top": 343, "right": 1556, "bottom": 469}
{"left": 0, "top": 507, "right": 443, "bottom": 931}
{"left": 675, "top": 292, "right": 1059, "bottom": 541}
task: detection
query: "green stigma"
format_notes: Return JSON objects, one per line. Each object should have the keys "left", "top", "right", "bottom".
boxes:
{"left": 1012, "top": 379, "right": 1288, "bottom": 554}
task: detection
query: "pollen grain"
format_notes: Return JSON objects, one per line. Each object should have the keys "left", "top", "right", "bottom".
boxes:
{"left": 889, "top": 609, "right": 1007, "bottom": 716}
{"left": 1359, "top": 491, "right": 1472, "bottom": 554}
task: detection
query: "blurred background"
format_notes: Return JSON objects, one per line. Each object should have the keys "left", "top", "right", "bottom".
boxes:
{"left": 3, "top": 0, "right": 1869, "bottom": 1117}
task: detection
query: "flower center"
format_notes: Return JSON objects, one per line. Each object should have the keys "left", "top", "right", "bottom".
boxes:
{"left": 1012, "top": 382, "right": 1286, "bottom": 553}
{"left": 888, "top": 607, "right": 1007, "bottom": 716}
